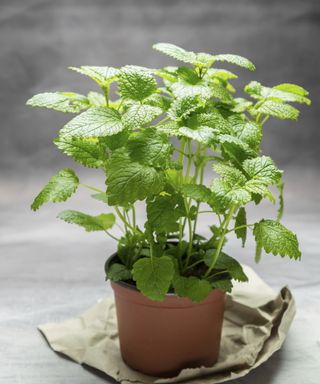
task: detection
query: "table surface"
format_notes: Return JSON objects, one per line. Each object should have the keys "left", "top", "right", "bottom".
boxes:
{"left": 1, "top": 173, "right": 320, "bottom": 384}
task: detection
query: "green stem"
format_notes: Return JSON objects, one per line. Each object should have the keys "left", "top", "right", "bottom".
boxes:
{"left": 185, "top": 258, "right": 205, "bottom": 271}
{"left": 132, "top": 205, "right": 136, "bottom": 229}
{"left": 115, "top": 207, "right": 137, "bottom": 234}
{"left": 79, "top": 183, "right": 104, "bottom": 193}
{"left": 102, "top": 85, "right": 109, "bottom": 107}
{"left": 204, "top": 205, "right": 236, "bottom": 277}
{"left": 227, "top": 223, "right": 254, "bottom": 234}
{"left": 152, "top": 116, "right": 170, "bottom": 128}
{"left": 104, "top": 230, "right": 120, "bottom": 241}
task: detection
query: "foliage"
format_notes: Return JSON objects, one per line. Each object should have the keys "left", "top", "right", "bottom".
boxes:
{"left": 27, "top": 42, "right": 310, "bottom": 302}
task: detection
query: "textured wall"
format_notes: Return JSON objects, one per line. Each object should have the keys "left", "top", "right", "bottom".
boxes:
{"left": 1, "top": 0, "right": 319, "bottom": 176}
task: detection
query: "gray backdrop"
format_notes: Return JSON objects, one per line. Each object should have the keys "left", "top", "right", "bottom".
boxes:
{"left": 1, "top": 1, "right": 319, "bottom": 383}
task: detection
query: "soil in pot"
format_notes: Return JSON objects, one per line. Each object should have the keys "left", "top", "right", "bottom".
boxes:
{"left": 111, "top": 279, "right": 225, "bottom": 377}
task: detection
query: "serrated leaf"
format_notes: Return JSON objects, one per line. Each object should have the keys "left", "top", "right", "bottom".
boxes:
{"left": 207, "top": 68, "right": 238, "bottom": 81}
{"left": 253, "top": 219, "right": 301, "bottom": 259}
{"left": 127, "top": 129, "right": 172, "bottom": 167}
{"left": 118, "top": 66, "right": 157, "bottom": 101}
{"left": 87, "top": 91, "right": 106, "bottom": 107}
{"left": 54, "top": 136, "right": 106, "bottom": 168}
{"left": 179, "top": 126, "right": 215, "bottom": 144}
{"left": 231, "top": 98, "right": 253, "bottom": 113}
{"left": 213, "top": 54, "right": 255, "bottom": 71}
{"left": 107, "top": 263, "right": 132, "bottom": 282}
{"left": 181, "top": 184, "right": 212, "bottom": 203}
{"left": 147, "top": 191, "right": 185, "bottom": 233}
{"left": 243, "top": 156, "right": 282, "bottom": 185}
{"left": 156, "top": 121, "right": 180, "bottom": 136}
{"left": 106, "top": 149, "right": 165, "bottom": 206}
{"left": 26, "top": 92, "right": 90, "bottom": 113}
{"left": 153, "top": 43, "right": 198, "bottom": 65}
{"left": 60, "top": 107, "right": 124, "bottom": 137}
{"left": 245, "top": 81, "right": 310, "bottom": 105}
{"left": 204, "top": 251, "right": 248, "bottom": 282}
{"left": 211, "top": 278, "right": 233, "bottom": 292}
{"left": 235, "top": 207, "right": 247, "bottom": 247}
{"left": 209, "top": 82, "right": 233, "bottom": 103}
{"left": 168, "top": 95, "right": 200, "bottom": 121}
{"left": 171, "top": 80, "right": 212, "bottom": 100}
{"left": 31, "top": 169, "right": 79, "bottom": 211}
{"left": 100, "top": 131, "right": 129, "bottom": 151}
{"left": 273, "top": 83, "right": 309, "bottom": 97}
{"left": 190, "top": 111, "right": 231, "bottom": 134}
{"left": 211, "top": 178, "right": 251, "bottom": 206}
{"left": 57, "top": 210, "right": 115, "bottom": 231}
{"left": 132, "top": 256, "right": 174, "bottom": 301}
{"left": 69, "top": 66, "right": 119, "bottom": 86}
{"left": 255, "top": 100, "right": 300, "bottom": 120}
{"left": 213, "top": 163, "right": 247, "bottom": 185}
{"left": 173, "top": 275, "right": 212, "bottom": 302}
{"left": 277, "top": 180, "right": 284, "bottom": 221}
{"left": 122, "top": 104, "right": 162, "bottom": 129}
{"left": 228, "top": 115, "right": 262, "bottom": 149}
{"left": 91, "top": 193, "right": 108, "bottom": 203}
{"left": 219, "top": 134, "right": 256, "bottom": 162}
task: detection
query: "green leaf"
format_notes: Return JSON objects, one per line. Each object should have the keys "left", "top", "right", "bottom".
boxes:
{"left": 122, "top": 104, "right": 162, "bottom": 129}
{"left": 211, "top": 278, "right": 233, "bottom": 292}
{"left": 106, "top": 263, "right": 132, "bottom": 282}
{"left": 273, "top": 83, "right": 309, "bottom": 97}
{"left": 118, "top": 66, "right": 157, "bottom": 101}
{"left": 209, "top": 82, "right": 233, "bottom": 103}
{"left": 57, "top": 210, "right": 115, "bottom": 231}
{"left": 213, "top": 163, "right": 247, "bottom": 185}
{"left": 132, "top": 256, "right": 174, "bottom": 301}
{"left": 69, "top": 66, "right": 119, "bottom": 86}
{"left": 211, "top": 178, "right": 251, "bottom": 206}
{"left": 191, "top": 111, "right": 231, "bottom": 134}
{"left": 243, "top": 156, "right": 282, "bottom": 185}
{"left": 204, "top": 251, "right": 248, "bottom": 282}
{"left": 181, "top": 184, "right": 212, "bottom": 203}
{"left": 54, "top": 136, "right": 106, "bottom": 168}
{"left": 26, "top": 92, "right": 90, "bottom": 113}
{"left": 60, "top": 107, "right": 124, "bottom": 137}
{"left": 106, "top": 149, "right": 165, "bottom": 206}
{"left": 171, "top": 81, "right": 212, "bottom": 100}
{"left": 253, "top": 219, "right": 301, "bottom": 259}
{"left": 277, "top": 180, "right": 284, "bottom": 221}
{"left": 153, "top": 43, "right": 198, "bottom": 65}
{"left": 147, "top": 191, "right": 185, "bottom": 233}
{"left": 255, "top": 100, "right": 300, "bottom": 120}
{"left": 213, "top": 54, "right": 256, "bottom": 71}
{"left": 100, "top": 131, "right": 129, "bottom": 150}
{"left": 235, "top": 207, "right": 247, "bottom": 247}
{"left": 245, "top": 81, "right": 310, "bottom": 105}
{"left": 173, "top": 276, "right": 212, "bottom": 302}
{"left": 31, "top": 169, "right": 79, "bottom": 211}
{"left": 218, "top": 134, "right": 256, "bottom": 162}
{"left": 168, "top": 95, "right": 200, "bottom": 121}
{"left": 127, "top": 129, "right": 172, "bottom": 167}
{"left": 178, "top": 126, "right": 215, "bottom": 144}
{"left": 91, "top": 193, "right": 108, "bottom": 203}
{"left": 87, "top": 91, "right": 106, "bottom": 107}
{"left": 228, "top": 115, "right": 262, "bottom": 149}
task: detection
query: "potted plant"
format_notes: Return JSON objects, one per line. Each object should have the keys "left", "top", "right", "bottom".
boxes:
{"left": 27, "top": 42, "right": 310, "bottom": 378}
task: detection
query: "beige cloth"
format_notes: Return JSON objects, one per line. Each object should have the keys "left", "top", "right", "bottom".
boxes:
{"left": 39, "top": 266, "right": 295, "bottom": 383}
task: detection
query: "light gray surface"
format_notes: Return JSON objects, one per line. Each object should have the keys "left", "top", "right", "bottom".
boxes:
{"left": 1, "top": 0, "right": 320, "bottom": 383}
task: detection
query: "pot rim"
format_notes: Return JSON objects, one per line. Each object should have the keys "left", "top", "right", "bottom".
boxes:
{"left": 106, "top": 251, "right": 226, "bottom": 302}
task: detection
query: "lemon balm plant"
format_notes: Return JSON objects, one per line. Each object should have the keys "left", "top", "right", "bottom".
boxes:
{"left": 27, "top": 43, "right": 310, "bottom": 303}
{"left": 27, "top": 43, "right": 310, "bottom": 376}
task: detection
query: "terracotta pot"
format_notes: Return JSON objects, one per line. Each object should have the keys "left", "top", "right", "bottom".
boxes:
{"left": 109, "top": 256, "right": 226, "bottom": 377}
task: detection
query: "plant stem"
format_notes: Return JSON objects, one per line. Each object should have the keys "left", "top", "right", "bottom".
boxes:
{"left": 152, "top": 116, "right": 170, "bottom": 128}
{"left": 114, "top": 207, "right": 137, "bottom": 234}
{"left": 204, "top": 205, "right": 236, "bottom": 277}
{"left": 227, "top": 223, "right": 254, "bottom": 234}
{"left": 131, "top": 204, "right": 136, "bottom": 229}
{"left": 79, "top": 183, "right": 104, "bottom": 193}
{"left": 104, "top": 230, "right": 120, "bottom": 241}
